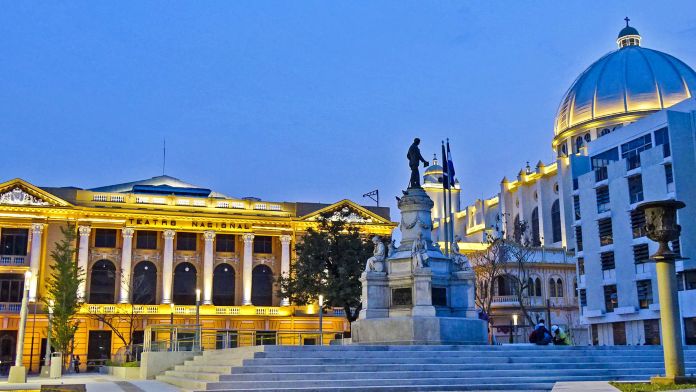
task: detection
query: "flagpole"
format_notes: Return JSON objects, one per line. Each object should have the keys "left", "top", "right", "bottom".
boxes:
{"left": 446, "top": 139, "right": 455, "bottom": 253}
{"left": 441, "top": 142, "right": 449, "bottom": 256}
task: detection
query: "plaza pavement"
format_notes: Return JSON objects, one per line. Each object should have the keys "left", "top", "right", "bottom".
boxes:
{"left": 0, "top": 374, "right": 181, "bottom": 392}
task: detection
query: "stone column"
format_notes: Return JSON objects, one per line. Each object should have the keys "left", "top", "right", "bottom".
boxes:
{"left": 242, "top": 233, "right": 254, "bottom": 305}
{"left": 28, "top": 223, "right": 45, "bottom": 301}
{"left": 279, "top": 235, "right": 292, "bottom": 306}
{"left": 161, "top": 230, "right": 175, "bottom": 304}
{"left": 203, "top": 231, "right": 215, "bottom": 305}
{"left": 77, "top": 226, "right": 91, "bottom": 300}
{"left": 119, "top": 228, "right": 135, "bottom": 304}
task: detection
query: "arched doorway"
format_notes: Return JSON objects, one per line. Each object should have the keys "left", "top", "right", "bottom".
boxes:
{"left": 89, "top": 260, "right": 116, "bottom": 304}
{"left": 213, "top": 264, "right": 235, "bottom": 306}
{"left": 173, "top": 262, "right": 197, "bottom": 305}
{"left": 132, "top": 261, "right": 157, "bottom": 305}
{"left": 251, "top": 265, "right": 273, "bottom": 306}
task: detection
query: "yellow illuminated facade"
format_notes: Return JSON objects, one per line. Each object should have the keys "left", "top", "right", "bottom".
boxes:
{"left": 0, "top": 176, "right": 395, "bottom": 371}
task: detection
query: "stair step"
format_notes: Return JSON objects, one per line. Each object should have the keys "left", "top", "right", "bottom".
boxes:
{"left": 156, "top": 374, "right": 210, "bottom": 390}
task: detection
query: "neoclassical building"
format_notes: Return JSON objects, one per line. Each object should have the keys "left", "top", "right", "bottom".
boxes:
{"left": 0, "top": 175, "right": 394, "bottom": 370}
{"left": 426, "top": 21, "right": 696, "bottom": 345}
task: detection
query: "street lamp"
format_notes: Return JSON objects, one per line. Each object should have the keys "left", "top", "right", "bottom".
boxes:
{"left": 8, "top": 270, "right": 32, "bottom": 383}
{"left": 28, "top": 297, "right": 37, "bottom": 374}
{"left": 169, "top": 302, "right": 175, "bottom": 351}
{"left": 42, "top": 300, "right": 54, "bottom": 377}
{"left": 318, "top": 295, "right": 324, "bottom": 346}
{"left": 195, "top": 289, "right": 201, "bottom": 352}
{"left": 637, "top": 200, "right": 694, "bottom": 384}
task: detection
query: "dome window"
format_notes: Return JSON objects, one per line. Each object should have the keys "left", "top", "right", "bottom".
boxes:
{"left": 575, "top": 136, "right": 584, "bottom": 154}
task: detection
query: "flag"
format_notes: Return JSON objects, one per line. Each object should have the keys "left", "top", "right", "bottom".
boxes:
{"left": 441, "top": 142, "right": 449, "bottom": 189}
{"left": 446, "top": 139, "right": 456, "bottom": 187}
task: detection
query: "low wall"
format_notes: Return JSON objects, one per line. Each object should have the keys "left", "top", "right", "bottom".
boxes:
{"left": 140, "top": 351, "right": 200, "bottom": 380}
{"left": 100, "top": 366, "right": 141, "bottom": 380}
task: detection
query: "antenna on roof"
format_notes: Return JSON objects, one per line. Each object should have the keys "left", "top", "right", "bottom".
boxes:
{"left": 162, "top": 138, "right": 166, "bottom": 175}
{"left": 363, "top": 189, "right": 379, "bottom": 206}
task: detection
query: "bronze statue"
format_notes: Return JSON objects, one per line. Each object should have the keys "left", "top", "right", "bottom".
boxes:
{"left": 407, "top": 138, "right": 429, "bottom": 189}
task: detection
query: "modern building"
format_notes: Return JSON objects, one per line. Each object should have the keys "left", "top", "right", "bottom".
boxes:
{"left": 0, "top": 175, "right": 394, "bottom": 371}
{"left": 426, "top": 21, "right": 696, "bottom": 345}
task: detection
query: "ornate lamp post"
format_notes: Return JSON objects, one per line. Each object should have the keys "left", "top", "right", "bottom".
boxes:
{"left": 8, "top": 271, "right": 32, "bottom": 383}
{"left": 637, "top": 200, "right": 692, "bottom": 384}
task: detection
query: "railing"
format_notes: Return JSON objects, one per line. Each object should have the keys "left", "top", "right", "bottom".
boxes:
{"left": 81, "top": 304, "right": 300, "bottom": 317}
{"left": 0, "top": 255, "right": 26, "bottom": 265}
{"left": 143, "top": 325, "right": 346, "bottom": 352}
{"left": 0, "top": 303, "right": 22, "bottom": 313}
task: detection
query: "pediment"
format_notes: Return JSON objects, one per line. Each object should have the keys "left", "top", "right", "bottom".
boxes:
{"left": 299, "top": 200, "right": 392, "bottom": 225}
{"left": 0, "top": 179, "right": 71, "bottom": 207}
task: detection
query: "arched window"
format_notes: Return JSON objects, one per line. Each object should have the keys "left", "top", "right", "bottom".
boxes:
{"left": 495, "top": 275, "right": 518, "bottom": 296}
{"left": 173, "top": 262, "right": 197, "bottom": 305}
{"left": 531, "top": 207, "right": 540, "bottom": 246}
{"left": 548, "top": 278, "right": 557, "bottom": 298}
{"left": 526, "top": 277, "right": 535, "bottom": 297}
{"left": 535, "top": 277, "right": 542, "bottom": 297}
{"left": 556, "top": 278, "right": 564, "bottom": 297}
{"left": 575, "top": 136, "right": 584, "bottom": 153}
{"left": 0, "top": 332, "right": 16, "bottom": 363}
{"left": 251, "top": 265, "right": 273, "bottom": 306}
{"left": 513, "top": 214, "right": 521, "bottom": 243}
{"left": 551, "top": 200, "right": 562, "bottom": 243}
{"left": 213, "top": 263, "right": 235, "bottom": 306}
{"left": 132, "top": 261, "right": 157, "bottom": 305}
{"left": 89, "top": 259, "right": 116, "bottom": 304}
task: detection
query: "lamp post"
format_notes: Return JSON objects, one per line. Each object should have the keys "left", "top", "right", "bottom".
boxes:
{"left": 318, "top": 295, "right": 324, "bottom": 346}
{"left": 195, "top": 289, "right": 201, "bottom": 352}
{"left": 637, "top": 200, "right": 692, "bottom": 384}
{"left": 9, "top": 271, "right": 32, "bottom": 383}
{"left": 169, "top": 302, "right": 175, "bottom": 351}
{"left": 511, "top": 314, "right": 518, "bottom": 344}
{"left": 42, "top": 300, "right": 53, "bottom": 377}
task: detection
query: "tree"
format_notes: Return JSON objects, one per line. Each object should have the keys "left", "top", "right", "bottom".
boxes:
{"left": 86, "top": 275, "right": 146, "bottom": 363}
{"left": 44, "top": 223, "right": 83, "bottom": 369}
{"left": 277, "top": 207, "right": 375, "bottom": 325}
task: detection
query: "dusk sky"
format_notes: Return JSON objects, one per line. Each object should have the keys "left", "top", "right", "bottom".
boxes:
{"left": 2, "top": 1, "right": 695, "bottom": 217}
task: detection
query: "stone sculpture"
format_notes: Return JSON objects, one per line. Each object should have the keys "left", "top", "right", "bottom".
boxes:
{"left": 411, "top": 232, "right": 429, "bottom": 269}
{"left": 407, "top": 138, "right": 429, "bottom": 189}
{"left": 365, "top": 236, "right": 386, "bottom": 272}
{"left": 451, "top": 235, "right": 471, "bottom": 271}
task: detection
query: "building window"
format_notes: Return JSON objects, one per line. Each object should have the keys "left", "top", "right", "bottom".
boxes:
{"left": 637, "top": 279, "right": 653, "bottom": 309}
{"left": 665, "top": 164, "right": 674, "bottom": 192}
{"left": 596, "top": 186, "right": 610, "bottom": 213}
{"left": 644, "top": 319, "right": 661, "bottom": 345}
{"left": 575, "top": 226, "right": 583, "bottom": 252}
{"left": 136, "top": 231, "right": 158, "bottom": 250}
{"left": 94, "top": 229, "right": 117, "bottom": 248}
{"left": 591, "top": 148, "right": 618, "bottom": 182}
{"left": 685, "top": 271, "right": 696, "bottom": 291}
{"left": 601, "top": 251, "right": 615, "bottom": 271}
{"left": 627, "top": 175, "right": 644, "bottom": 204}
{"left": 0, "top": 274, "right": 24, "bottom": 302}
{"left": 0, "top": 229, "right": 28, "bottom": 256}
{"left": 621, "top": 134, "right": 652, "bottom": 171}
{"left": 685, "top": 318, "right": 696, "bottom": 345}
{"left": 551, "top": 200, "right": 561, "bottom": 243}
{"left": 579, "top": 289, "right": 587, "bottom": 307}
{"left": 176, "top": 233, "right": 197, "bottom": 251}
{"left": 633, "top": 244, "right": 650, "bottom": 264}
{"left": 495, "top": 275, "right": 519, "bottom": 296}
{"left": 598, "top": 218, "right": 613, "bottom": 246}
{"left": 251, "top": 265, "right": 273, "bottom": 306}
{"left": 132, "top": 261, "right": 157, "bottom": 305}
{"left": 216, "top": 234, "right": 236, "bottom": 253}
{"left": 577, "top": 257, "right": 585, "bottom": 275}
{"left": 575, "top": 136, "right": 584, "bottom": 154}
{"left": 531, "top": 207, "right": 540, "bottom": 246}
{"left": 631, "top": 209, "right": 646, "bottom": 238}
{"left": 173, "top": 262, "right": 197, "bottom": 305}
{"left": 573, "top": 195, "right": 581, "bottom": 221}
{"left": 512, "top": 214, "right": 521, "bottom": 244}
{"left": 604, "top": 284, "right": 617, "bottom": 313}
{"left": 253, "top": 236, "right": 273, "bottom": 254}
{"left": 548, "top": 278, "right": 564, "bottom": 298}
{"left": 613, "top": 322, "right": 627, "bottom": 345}
{"left": 89, "top": 260, "right": 116, "bottom": 304}
{"left": 213, "top": 264, "right": 235, "bottom": 306}
{"left": 654, "top": 127, "right": 670, "bottom": 158}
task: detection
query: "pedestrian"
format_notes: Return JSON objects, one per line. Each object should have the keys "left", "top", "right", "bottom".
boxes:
{"left": 73, "top": 355, "right": 80, "bottom": 373}
{"left": 529, "top": 319, "right": 552, "bottom": 345}
{"left": 551, "top": 325, "right": 571, "bottom": 346}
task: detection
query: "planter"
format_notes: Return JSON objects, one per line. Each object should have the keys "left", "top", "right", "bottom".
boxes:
{"left": 100, "top": 365, "right": 141, "bottom": 380}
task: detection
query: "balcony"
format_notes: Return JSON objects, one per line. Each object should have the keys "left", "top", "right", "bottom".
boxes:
{"left": 0, "top": 303, "right": 22, "bottom": 313}
{"left": 0, "top": 255, "right": 27, "bottom": 265}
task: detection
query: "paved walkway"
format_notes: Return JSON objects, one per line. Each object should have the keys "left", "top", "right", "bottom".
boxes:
{"left": 0, "top": 374, "right": 180, "bottom": 392}
{"left": 553, "top": 381, "right": 619, "bottom": 391}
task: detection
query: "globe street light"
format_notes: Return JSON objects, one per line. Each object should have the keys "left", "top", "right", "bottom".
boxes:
{"left": 8, "top": 270, "right": 32, "bottom": 383}
{"left": 318, "top": 295, "right": 324, "bottom": 346}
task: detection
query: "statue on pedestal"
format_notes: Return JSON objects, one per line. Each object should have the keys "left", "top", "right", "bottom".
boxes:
{"left": 407, "top": 138, "right": 429, "bottom": 189}
{"left": 411, "top": 232, "right": 429, "bottom": 269}
{"left": 365, "top": 236, "right": 386, "bottom": 272}
{"left": 451, "top": 235, "right": 471, "bottom": 271}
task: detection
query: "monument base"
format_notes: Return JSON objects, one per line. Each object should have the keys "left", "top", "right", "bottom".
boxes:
{"left": 8, "top": 365, "right": 27, "bottom": 383}
{"left": 351, "top": 316, "right": 487, "bottom": 345}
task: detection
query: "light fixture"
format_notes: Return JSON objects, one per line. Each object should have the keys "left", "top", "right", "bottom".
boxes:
{"left": 512, "top": 314, "right": 518, "bottom": 326}
{"left": 196, "top": 289, "right": 201, "bottom": 302}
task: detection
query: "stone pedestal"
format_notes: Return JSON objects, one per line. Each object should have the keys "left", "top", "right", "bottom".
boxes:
{"left": 8, "top": 365, "right": 26, "bottom": 383}
{"left": 352, "top": 187, "right": 486, "bottom": 345}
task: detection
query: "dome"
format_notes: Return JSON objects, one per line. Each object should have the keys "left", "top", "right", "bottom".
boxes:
{"left": 553, "top": 23, "right": 696, "bottom": 139}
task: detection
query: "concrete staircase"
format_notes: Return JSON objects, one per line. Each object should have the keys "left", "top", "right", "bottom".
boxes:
{"left": 156, "top": 345, "right": 696, "bottom": 391}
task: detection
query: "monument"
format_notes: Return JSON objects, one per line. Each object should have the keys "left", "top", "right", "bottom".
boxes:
{"left": 351, "top": 138, "right": 487, "bottom": 345}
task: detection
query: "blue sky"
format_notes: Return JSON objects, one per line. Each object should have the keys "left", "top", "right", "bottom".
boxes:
{"left": 2, "top": 1, "right": 695, "bottom": 217}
